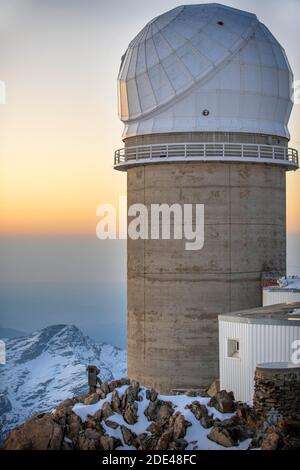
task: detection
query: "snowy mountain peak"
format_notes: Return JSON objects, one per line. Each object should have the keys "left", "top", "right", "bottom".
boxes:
{"left": 0, "top": 324, "right": 127, "bottom": 443}
{"left": 15, "top": 324, "right": 81, "bottom": 363}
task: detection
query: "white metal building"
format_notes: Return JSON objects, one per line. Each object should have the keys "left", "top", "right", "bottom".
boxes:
{"left": 263, "top": 276, "right": 300, "bottom": 306}
{"left": 219, "top": 303, "right": 300, "bottom": 402}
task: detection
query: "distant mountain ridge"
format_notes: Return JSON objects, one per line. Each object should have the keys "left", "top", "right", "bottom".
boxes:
{"left": 0, "top": 328, "right": 28, "bottom": 339}
{"left": 0, "top": 324, "right": 127, "bottom": 443}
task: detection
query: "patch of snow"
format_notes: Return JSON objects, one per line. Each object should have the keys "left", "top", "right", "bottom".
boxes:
{"left": 277, "top": 276, "right": 300, "bottom": 290}
{"left": 290, "top": 308, "right": 300, "bottom": 316}
{"left": 72, "top": 386, "right": 251, "bottom": 451}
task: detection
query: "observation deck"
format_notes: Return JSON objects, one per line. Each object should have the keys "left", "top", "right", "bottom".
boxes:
{"left": 114, "top": 142, "right": 298, "bottom": 171}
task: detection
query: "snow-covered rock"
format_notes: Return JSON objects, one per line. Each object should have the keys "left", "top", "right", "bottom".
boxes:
{"left": 277, "top": 276, "right": 300, "bottom": 289}
{"left": 72, "top": 387, "right": 252, "bottom": 450}
{"left": 0, "top": 324, "right": 126, "bottom": 443}
{"left": 2, "top": 381, "right": 253, "bottom": 451}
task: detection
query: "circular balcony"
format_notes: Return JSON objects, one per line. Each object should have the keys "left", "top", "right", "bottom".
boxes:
{"left": 114, "top": 142, "right": 298, "bottom": 171}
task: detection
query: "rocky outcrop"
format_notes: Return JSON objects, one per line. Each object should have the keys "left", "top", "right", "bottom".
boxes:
{"left": 146, "top": 388, "right": 158, "bottom": 402}
{"left": 1, "top": 378, "right": 131, "bottom": 451}
{"left": 2, "top": 377, "right": 299, "bottom": 451}
{"left": 123, "top": 403, "right": 138, "bottom": 425}
{"left": 172, "top": 412, "right": 191, "bottom": 439}
{"left": 207, "top": 379, "right": 220, "bottom": 398}
{"left": 120, "top": 426, "right": 136, "bottom": 446}
{"left": 99, "top": 435, "right": 121, "bottom": 450}
{"left": 208, "top": 415, "right": 254, "bottom": 447}
{"left": 111, "top": 390, "right": 121, "bottom": 412}
{"left": 252, "top": 415, "right": 300, "bottom": 450}
{"left": 185, "top": 401, "right": 214, "bottom": 429}
{"left": 101, "top": 402, "right": 113, "bottom": 419}
{"left": 208, "top": 390, "right": 235, "bottom": 413}
{"left": 122, "top": 381, "right": 140, "bottom": 408}
{"left": 2, "top": 413, "right": 64, "bottom": 450}
{"left": 84, "top": 393, "right": 99, "bottom": 405}
{"left": 260, "top": 428, "right": 282, "bottom": 450}
{"left": 2, "top": 380, "right": 181, "bottom": 451}
{"left": 144, "top": 399, "right": 174, "bottom": 424}
{"left": 105, "top": 419, "right": 119, "bottom": 430}
{"left": 207, "top": 426, "right": 235, "bottom": 448}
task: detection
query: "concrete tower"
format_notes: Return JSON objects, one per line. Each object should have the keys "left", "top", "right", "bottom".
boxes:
{"left": 114, "top": 4, "right": 298, "bottom": 393}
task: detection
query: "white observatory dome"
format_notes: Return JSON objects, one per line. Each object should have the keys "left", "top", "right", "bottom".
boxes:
{"left": 118, "top": 3, "right": 293, "bottom": 139}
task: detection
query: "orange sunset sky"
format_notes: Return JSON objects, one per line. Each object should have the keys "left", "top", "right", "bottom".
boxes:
{"left": 0, "top": 0, "right": 300, "bottom": 236}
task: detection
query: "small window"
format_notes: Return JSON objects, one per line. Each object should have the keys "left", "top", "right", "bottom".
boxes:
{"left": 227, "top": 338, "right": 240, "bottom": 358}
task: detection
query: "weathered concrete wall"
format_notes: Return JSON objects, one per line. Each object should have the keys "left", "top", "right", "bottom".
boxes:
{"left": 126, "top": 135, "right": 286, "bottom": 393}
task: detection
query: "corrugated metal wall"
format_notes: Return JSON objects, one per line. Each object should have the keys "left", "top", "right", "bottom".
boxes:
{"left": 219, "top": 320, "right": 300, "bottom": 402}
{"left": 263, "top": 290, "right": 300, "bottom": 306}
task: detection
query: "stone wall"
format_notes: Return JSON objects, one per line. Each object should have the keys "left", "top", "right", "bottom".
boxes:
{"left": 253, "top": 365, "right": 300, "bottom": 418}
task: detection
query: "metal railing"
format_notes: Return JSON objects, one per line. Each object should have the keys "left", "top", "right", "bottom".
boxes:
{"left": 114, "top": 142, "right": 299, "bottom": 170}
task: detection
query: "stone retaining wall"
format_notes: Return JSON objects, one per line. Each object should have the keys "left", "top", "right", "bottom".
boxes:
{"left": 253, "top": 365, "right": 300, "bottom": 417}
